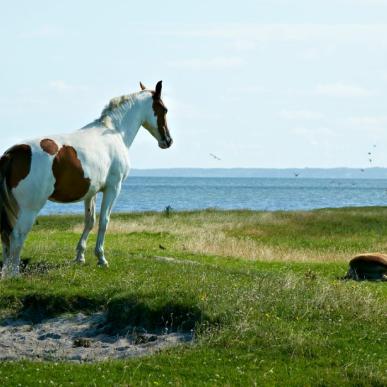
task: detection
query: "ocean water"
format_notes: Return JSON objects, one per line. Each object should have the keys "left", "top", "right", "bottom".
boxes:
{"left": 41, "top": 177, "right": 387, "bottom": 215}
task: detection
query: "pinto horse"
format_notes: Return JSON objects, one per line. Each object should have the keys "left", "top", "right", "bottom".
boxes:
{"left": 0, "top": 81, "right": 172, "bottom": 278}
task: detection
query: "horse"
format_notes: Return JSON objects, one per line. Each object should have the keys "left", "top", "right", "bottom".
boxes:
{"left": 343, "top": 253, "right": 387, "bottom": 281}
{"left": 0, "top": 81, "right": 172, "bottom": 278}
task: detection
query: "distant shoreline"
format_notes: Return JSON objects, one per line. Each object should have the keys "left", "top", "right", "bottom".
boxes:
{"left": 130, "top": 168, "right": 387, "bottom": 179}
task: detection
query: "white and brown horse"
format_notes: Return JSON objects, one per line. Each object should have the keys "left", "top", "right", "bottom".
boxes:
{"left": 0, "top": 81, "right": 172, "bottom": 278}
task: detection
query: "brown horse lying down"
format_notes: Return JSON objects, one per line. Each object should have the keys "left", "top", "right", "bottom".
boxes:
{"left": 344, "top": 253, "right": 387, "bottom": 281}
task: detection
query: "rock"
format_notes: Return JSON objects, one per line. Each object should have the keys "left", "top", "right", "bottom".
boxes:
{"left": 37, "top": 332, "right": 61, "bottom": 340}
{"left": 134, "top": 334, "right": 158, "bottom": 345}
{"left": 73, "top": 338, "right": 92, "bottom": 348}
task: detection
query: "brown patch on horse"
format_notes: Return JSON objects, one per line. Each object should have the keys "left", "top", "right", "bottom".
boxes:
{"left": 151, "top": 81, "right": 172, "bottom": 147}
{"left": 40, "top": 139, "right": 59, "bottom": 155}
{"left": 0, "top": 144, "right": 32, "bottom": 245}
{"left": 345, "top": 253, "right": 387, "bottom": 281}
{"left": 152, "top": 97, "right": 168, "bottom": 131}
{"left": 1, "top": 145, "right": 32, "bottom": 189}
{"left": 49, "top": 146, "right": 90, "bottom": 203}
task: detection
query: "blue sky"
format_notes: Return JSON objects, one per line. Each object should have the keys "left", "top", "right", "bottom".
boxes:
{"left": 1, "top": 1, "right": 387, "bottom": 168}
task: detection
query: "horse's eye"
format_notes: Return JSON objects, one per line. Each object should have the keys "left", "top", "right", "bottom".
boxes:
{"left": 164, "top": 108, "right": 168, "bottom": 114}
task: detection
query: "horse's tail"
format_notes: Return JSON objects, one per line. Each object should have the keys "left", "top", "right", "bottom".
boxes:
{"left": 0, "top": 150, "right": 19, "bottom": 246}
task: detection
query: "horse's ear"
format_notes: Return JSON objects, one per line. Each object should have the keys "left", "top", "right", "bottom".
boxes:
{"left": 154, "top": 80, "right": 162, "bottom": 99}
{"left": 139, "top": 82, "right": 146, "bottom": 90}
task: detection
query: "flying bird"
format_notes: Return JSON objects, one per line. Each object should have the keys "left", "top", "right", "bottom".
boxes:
{"left": 209, "top": 153, "right": 221, "bottom": 161}
{"left": 294, "top": 173, "right": 299, "bottom": 177}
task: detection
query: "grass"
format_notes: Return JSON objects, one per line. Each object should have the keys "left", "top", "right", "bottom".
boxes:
{"left": 0, "top": 207, "right": 386, "bottom": 386}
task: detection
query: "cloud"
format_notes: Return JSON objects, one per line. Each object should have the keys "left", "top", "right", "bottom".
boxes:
{"left": 18, "top": 24, "right": 70, "bottom": 39}
{"left": 349, "top": 0, "right": 387, "bottom": 4}
{"left": 49, "top": 80, "right": 87, "bottom": 93}
{"left": 291, "top": 127, "right": 335, "bottom": 136}
{"left": 231, "top": 39, "right": 258, "bottom": 51}
{"left": 167, "top": 57, "right": 245, "bottom": 70}
{"left": 314, "top": 82, "right": 376, "bottom": 97}
{"left": 164, "top": 96, "right": 202, "bottom": 120}
{"left": 290, "top": 127, "right": 337, "bottom": 145}
{"left": 302, "top": 45, "right": 337, "bottom": 60}
{"left": 279, "top": 109, "right": 323, "bottom": 120}
{"left": 160, "top": 24, "right": 387, "bottom": 45}
{"left": 346, "top": 115, "right": 387, "bottom": 126}
{"left": 226, "top": 85, "right": 268, "bottom": 95}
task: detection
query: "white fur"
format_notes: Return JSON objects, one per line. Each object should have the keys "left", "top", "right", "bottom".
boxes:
{"left": 1, "top": 90, "right": 166, "bottom": 277}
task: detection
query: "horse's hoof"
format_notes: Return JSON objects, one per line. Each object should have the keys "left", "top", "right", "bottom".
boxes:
{"left": 98, "top": 260, "right": 109, "bottom": 268}
{"left": 1, "top": 270, "right": 20, "bottom": 279}
{"left": 73, "top": 258, "right": 86, "bottom": 264}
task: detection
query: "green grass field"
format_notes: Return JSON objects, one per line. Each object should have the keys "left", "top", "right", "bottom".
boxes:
{"left": 0, "top": 208, "right": 386, "bottom": 386}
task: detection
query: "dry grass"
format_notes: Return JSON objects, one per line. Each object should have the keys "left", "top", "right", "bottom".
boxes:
{"left": 71, "top": 211, "right": 351, "bottom": 262}
{"left": 178, "top": 229, "right": 341, "bottom": 262}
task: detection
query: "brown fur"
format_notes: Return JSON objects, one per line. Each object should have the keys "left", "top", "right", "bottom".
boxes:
{"left": 0, "top": 145, "right": 32, "bottom": 245}
{"left": 152, "top": 98, "right": 168, "bottom": 136}
{"left": 152, "top": 82, "right": 171, "bottom": 144}
{"left": 49, "top": 146, "right": 90, "bottom": 203}
{"left": 40, "top": 139, "right": 59, "bottom": 155}
{"left": 345, "top": 253, "right": 387, "bottom": 281}
{"left": 2, "top": 145, "right": 32, "bottom": 189}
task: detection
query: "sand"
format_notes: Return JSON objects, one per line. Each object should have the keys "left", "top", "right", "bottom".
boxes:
{"left": 0, "top": 312, "right": 192, "bottom": 362}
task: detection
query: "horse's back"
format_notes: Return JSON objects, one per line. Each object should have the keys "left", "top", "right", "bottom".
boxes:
{"left": 5, "top": 128, "right": 129, "bottom": 208}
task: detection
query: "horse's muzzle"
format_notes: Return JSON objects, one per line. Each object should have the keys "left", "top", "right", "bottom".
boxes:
{"left": 159, "top": 137, "right": 173, "bottom": 149}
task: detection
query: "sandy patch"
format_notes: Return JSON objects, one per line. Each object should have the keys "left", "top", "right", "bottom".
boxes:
{"left": 0, "top": 312, "right": 192, "bottom": 362}
{"left": 153, "top": 256, "right": 200, "bottom": 265}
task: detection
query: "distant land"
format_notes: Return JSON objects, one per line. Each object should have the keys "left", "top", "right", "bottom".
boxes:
{"left": 130, "top": 168, "right": 387, "bottom": 179}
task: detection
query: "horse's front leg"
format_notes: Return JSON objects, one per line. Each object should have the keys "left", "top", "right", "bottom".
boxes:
{"left": 94, "top": 183, "right": 121, "bottom": 267}
{"left": 74, "top": 195, "right": 96, "bottom": 263}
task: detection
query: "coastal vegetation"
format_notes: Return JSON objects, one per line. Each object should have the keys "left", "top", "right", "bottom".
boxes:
{"left": 0, "top": 208, "right": 386, "bottom": 385}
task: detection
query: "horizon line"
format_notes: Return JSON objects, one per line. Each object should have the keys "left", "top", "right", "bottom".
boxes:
{"left": 131, "top": 167, "right": 387, "bottom": 170}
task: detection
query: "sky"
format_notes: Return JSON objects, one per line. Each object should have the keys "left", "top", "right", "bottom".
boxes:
{"left": 1, "top": 1, "right": 387, "bottom": 168}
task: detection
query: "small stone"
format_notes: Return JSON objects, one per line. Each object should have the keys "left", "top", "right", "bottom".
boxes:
{"left": 37, "top": 333, "right": 61, "bottom": 340}
{"left": 134, "top": 334, "right": 158, "bottom": 345}
{"left": 73, "top": 338, "right": 91, "bottom": 348}
{"left": 116, "top": 346, "right": 130, "bottom": 351}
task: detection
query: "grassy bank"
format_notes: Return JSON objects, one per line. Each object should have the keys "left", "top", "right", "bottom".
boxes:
{"left": 0, "top": 208, "right": 386, "bottom": 386}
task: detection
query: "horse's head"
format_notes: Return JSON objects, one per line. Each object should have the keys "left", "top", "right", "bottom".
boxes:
{"left": 141, "top": 81, "right": 173, "bottom": 149}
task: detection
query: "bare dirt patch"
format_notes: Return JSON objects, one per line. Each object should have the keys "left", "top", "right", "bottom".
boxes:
{"left": 0, "top": 312, "right": 192, "bottom": 362}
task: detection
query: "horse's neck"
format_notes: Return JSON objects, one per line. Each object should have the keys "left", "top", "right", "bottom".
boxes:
{"left": 85, "top": 96, "right": 145, "bottom": 149}
{"left": 109, "top": 100, "right": 144, "bottom": 148}
{"left": 115, "top": 111, "right": 142, "bottom": 148}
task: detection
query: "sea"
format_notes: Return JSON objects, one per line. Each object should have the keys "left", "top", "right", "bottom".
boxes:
{"left": 41, "top": 177, "right": 387, "bottom": 215}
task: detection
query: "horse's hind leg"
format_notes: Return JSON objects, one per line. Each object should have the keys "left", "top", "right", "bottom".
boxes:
{"left": 74, "top": 195, "right": 96, "bottom": 263}
{"left": 2, "top": 208, "right": 38, "bottom": 278}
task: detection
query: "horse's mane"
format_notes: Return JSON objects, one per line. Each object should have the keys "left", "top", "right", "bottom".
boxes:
{"left": 81, "top": 91, "right": 145, "bottom": 130}
{"left": 100, "top": 93, "right": 138, "bottom": 120}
